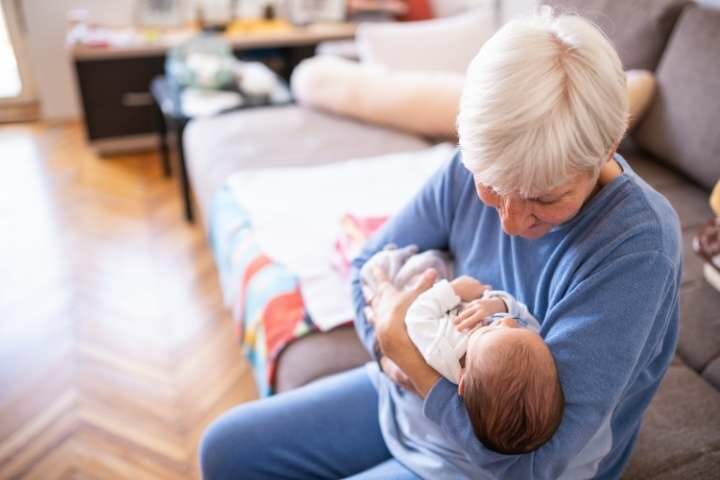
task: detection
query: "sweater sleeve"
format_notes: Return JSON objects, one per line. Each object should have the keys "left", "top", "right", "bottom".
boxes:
{"left": 484, "top": 290, "right": 541, "bottom": 332}
{"left": 350, "top": 151, "right": 464, "bottom": 356}
{"left": 423, "top": 251, "right": 678, "bottom": 479}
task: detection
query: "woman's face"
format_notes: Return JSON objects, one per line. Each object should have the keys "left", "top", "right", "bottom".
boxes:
{"left": 474, "top": 170, "right": 599, "bottom": 239}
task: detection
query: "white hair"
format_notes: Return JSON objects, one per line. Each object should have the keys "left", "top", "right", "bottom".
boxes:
{"left": 457, "top": 8, "right": 629, "bottom": 198}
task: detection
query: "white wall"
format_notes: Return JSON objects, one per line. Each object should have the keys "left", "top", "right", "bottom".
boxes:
{"left": 21, "top": 0, "right": 139, "bottom": 120}
{"left": 430, "top": 0, "right": 538, "bottom": 20}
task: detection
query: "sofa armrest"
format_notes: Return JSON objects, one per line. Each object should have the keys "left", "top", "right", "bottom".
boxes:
{"left": 291, "top": 55, "right": 464, "bottom": 140}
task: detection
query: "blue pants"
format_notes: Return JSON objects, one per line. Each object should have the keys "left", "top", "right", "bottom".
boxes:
{"left": 199, "top": 366, "right": 420, "bottom": 479}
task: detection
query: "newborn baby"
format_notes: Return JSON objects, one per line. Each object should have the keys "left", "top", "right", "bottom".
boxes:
{"left": 362, "top": 245, "right": 564, "bottom": 454}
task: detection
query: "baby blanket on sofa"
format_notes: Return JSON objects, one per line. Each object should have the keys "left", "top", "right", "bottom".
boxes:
{"left": 209, "top": 186, "right": 314, "bottom": 395}
{"left": 225, "top": 143, "right": 454, "bottom": 330}
{"left": 212, "top": 144, "right": 453, "bottom": 394}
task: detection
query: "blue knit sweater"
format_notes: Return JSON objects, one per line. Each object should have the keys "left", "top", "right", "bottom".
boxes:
{"left": 351, "top": 150, "right": 681, "bottom": 479}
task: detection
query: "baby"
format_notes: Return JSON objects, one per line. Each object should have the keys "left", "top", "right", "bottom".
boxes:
{"left": 362, "top": 245, "right": 564, "bottom": 454}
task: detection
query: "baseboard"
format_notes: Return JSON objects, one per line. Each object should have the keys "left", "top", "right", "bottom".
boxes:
{"left": 91, "top": 133, "right": 159, "bottom": 156}
{"left": 0, "top": 103, "right": 40, "bottom": 123}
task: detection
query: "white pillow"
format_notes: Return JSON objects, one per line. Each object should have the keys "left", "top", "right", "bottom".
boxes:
{"left": 292, "top": 56, "right": 655, "bottom": 141}
{"left": 291, "top": 55, "right": 464, "bottom": 139}
{"left": 356, "top": 8, "right": 496, "bottom": 73}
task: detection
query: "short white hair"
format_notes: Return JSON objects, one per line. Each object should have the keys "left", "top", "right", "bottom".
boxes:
{"left": 458, "top": 8, "right": 628, "bottom": 198}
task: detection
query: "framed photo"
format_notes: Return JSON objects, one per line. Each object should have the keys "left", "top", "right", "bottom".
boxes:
{"left": 135, "top": 0, "right": 186, "bottom": 28}
{"left": 289, "top": 0, "right": 346, "bottom": 25}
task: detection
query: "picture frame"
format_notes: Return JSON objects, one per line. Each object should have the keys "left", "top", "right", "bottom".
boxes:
{"left": 135, "top": 0, "right": 186, "bottom": 28}
{"left": 288, "top": 0, "right": 346, "bottom": 25}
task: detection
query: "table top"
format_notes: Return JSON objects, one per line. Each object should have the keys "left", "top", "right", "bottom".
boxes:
{"left": 70, "top": 21, "right": 356, "bottom": 61}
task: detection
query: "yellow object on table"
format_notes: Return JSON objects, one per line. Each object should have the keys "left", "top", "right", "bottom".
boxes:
{"left": 225, "top": 19, "right": 293, "bottom": 36}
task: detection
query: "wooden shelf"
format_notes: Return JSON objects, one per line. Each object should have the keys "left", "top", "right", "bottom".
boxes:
{"left": 70, "top": 22, "right": 356, "bottom": 60}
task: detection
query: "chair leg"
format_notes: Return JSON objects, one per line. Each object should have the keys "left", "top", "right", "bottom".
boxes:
{"left": 157, "top": 110, "right": 172, "bottom": 177}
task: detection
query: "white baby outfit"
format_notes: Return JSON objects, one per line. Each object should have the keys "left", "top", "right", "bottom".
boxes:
{"left": 405, "top": 279, "right": 541, "bottom": 384}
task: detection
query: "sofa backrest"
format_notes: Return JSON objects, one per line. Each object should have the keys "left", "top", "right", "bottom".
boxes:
{"left": 633, "top": 4, "right": 720, "bottom": 191}
{"left": 544, "top": 0, "right": 689, "bottom": 70}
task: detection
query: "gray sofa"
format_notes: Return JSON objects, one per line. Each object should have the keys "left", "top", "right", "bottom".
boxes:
{"left": 185, "top": 1, "right": 720, "bottom": 477}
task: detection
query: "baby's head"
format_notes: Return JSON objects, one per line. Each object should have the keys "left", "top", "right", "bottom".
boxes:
{"left": 459, "top": 317, "right": 564, "bottom": 454}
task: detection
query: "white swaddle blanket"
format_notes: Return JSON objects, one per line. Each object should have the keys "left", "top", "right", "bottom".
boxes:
{"left": 226, "top": 143, "right": 455, "bottom": 331}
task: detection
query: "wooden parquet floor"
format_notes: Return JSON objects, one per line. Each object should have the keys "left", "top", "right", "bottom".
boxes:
{"left": 0, "top": 122, "right": 258, "bottom": 479}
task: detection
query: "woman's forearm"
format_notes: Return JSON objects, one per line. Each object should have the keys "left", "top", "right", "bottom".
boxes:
{"left": 379, "top": 329, "right": 441, "bottom": 398}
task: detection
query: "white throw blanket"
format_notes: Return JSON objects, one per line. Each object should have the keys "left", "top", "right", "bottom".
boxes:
{"left": 226, "top": 143, "right": 455, "bottom": 331}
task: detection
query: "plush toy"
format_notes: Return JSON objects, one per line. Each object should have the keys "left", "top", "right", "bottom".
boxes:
{"left": 710, "top": 180, "right": 720, "bottom": 216}
{"left": 626, "top": 69, "right": 656, "bottom": 130}
{"left": 693, "top": 180, "right": 720, "bottom": 292}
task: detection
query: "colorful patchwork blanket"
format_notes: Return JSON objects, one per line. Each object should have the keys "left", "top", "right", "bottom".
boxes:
{"left": 209, "top": 186, "right": 391, "bottom": 396}
{"left": 209, "top": 186, "right": 315, "bottom": 396}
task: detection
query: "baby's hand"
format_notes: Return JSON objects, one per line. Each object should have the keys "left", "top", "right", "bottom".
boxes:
{"left": 450, "top": 276, "right": 490, "bottom": 302}
{"left": 453, "top": 297, "right": 507, "bottom": 332}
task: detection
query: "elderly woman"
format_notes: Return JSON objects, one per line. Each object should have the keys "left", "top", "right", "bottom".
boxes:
{"left": 200, "top": 10, "right": 680, "bottom": 480}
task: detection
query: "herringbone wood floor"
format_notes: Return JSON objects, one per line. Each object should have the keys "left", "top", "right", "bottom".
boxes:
{"left": 0, "top": 122, "right": 259, "bottom": 479}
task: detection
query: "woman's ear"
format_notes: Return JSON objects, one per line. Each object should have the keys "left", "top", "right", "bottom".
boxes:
{"left": 458, "top": 370, "right": 466, "bottom": 396}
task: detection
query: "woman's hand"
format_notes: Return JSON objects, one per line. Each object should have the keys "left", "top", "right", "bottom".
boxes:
{"left": 379, "top": 356, "right": 417, "bottom": 394}
{"left": 364, "top": 266, "right": 442, "bottom": 397}
{"left": 368, "top": 266, "right": 436, "bottom": 354}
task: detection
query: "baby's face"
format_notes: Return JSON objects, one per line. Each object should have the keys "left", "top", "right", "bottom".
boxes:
{"left": 465, "top": 318, "right": 546, "bottom": 369}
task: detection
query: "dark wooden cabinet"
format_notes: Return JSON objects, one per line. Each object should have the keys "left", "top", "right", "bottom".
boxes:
{"left": 75, "top": 56, "right": 166, "bottom": 143}
{"left": 71, "top": 23, "right": 355, "bottom": 154}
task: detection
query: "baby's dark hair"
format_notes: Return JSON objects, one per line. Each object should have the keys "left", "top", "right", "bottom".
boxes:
{"left": 462, "top": 338, "right": 564, "bottom": 454}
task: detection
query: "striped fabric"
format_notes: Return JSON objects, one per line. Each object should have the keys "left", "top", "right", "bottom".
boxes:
{"left": 209, "top": 186, "right": 315, "bottom": 396}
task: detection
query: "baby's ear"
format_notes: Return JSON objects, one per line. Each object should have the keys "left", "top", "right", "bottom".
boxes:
{"left": 457, "top": 371, "right": 466, "bottom": 396}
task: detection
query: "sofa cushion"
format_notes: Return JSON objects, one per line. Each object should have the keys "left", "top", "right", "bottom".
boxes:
{"left": 624, "top": 364, "right": 720, "bottom": 479}
{"left": 274, "top": 326, "right": 369, "bottom": 393}
{"left": 661, "top": 182, "right": 715, "bottom": 231}
{"left": 648, "top": 450, "right": 720, "bottom": 480}
{"left": 621, "top": 146, "right": 712, "bottom": 230}
{"left": 682, "top": 230, "right": 707, "bottom": 286}
{"left": 184, "top": 106, "right": 430, "bottom": 225}
{"left": 544, "top": 0, "right": 688, "bottom": 70}
{"left": 621, "top": 145, "right": 684, "bottom": 190}
{"left": 633, "top": 4, "right": 720, "bottom": 191}
{"left": 677, "top": 282, "right": 720, "bottom": 373}
{"left": 703, "top": 357, "right": 720, "bottom": 391}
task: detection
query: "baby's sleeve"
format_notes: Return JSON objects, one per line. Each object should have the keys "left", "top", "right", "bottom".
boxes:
{"left": 484, "top": 290, "right": 541, "bottom": 332}
{"left": 406, "top": 280, "right": 464, "bottom": 382}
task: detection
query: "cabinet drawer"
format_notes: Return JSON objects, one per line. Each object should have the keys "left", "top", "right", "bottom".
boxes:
{"left": 75, "top": 56, "right": 165, "bottom": 140}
